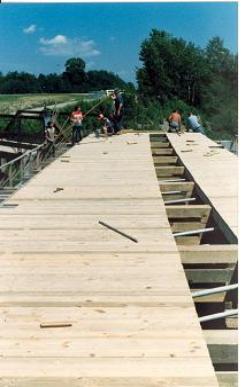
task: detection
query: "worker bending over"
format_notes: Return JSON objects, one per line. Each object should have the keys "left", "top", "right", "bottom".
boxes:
{"left": 168, "top": 109, "right": 182, "bottom": 133}
{"left": 98, "top": 113, "right": 114, "bottom": 137}
{"left": 187, "top": 112, "right": 205, "bottom": 133}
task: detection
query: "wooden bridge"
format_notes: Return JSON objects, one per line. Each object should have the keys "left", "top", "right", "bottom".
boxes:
{"left": 0, "top": 131, "right": 237, "bottom": 386}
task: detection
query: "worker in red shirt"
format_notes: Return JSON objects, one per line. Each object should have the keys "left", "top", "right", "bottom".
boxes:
{"left": 168, "top": 109, "right": 182, "bottom": 133}
{"left": 70, "top": 106, "right": 85, "bottom": 145}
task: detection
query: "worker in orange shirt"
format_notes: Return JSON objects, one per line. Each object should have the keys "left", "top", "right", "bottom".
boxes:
{"left": 168, "top": 109, "right": 182, "bottom": 133}
{"left": 70, "top": 106, "right": 85, "bottom": 145}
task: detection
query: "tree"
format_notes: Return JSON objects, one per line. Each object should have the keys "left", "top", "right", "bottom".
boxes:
{"left": 136, "top": 29, "right": 238, "bottom": 138}
{"left": 202, "top": 37, "right": 238, "bottom": 138}
{"left": 62, "top": 57, "right": 86, "bottom": 91}
{"left": 85, "top": 70, "right": 127, "bottom": 91}
{"left": 137, "top": 29, "right": 209, "bottom": 105}
{"left": 0, "top": 72, "right": 39, "bottom": 93}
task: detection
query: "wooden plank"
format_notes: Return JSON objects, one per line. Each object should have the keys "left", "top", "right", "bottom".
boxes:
{"left": 153, "top": 156, "right": 178, "bottom": 165}
{"left": 156, "top": 166, "right": 184, "bottom": 177}
{"left": 152, "top": 149, "right": 174, "bottom": 156}
{"left": 178, "top": 245, "right": 238, "bottom": 265}
{"left": 160, "top": 181, "right": 191, "bottom": 199}
{"left": 167, "top": 133, "right": 238, "bottom": 241}
{"left": 0, "top": 133, "right": 218, "bottom": 385}
{"left": 151, "top": 142, "right": 170, "bottom": 148}
{"left": 149, "top": 135, "right": 167, "bottom": 143}
{"left": 204, "top": 330, "right": 238, "bottom": 365}
{"left": 174, "top": 236, "right": 200, "bottom": 245}
{"left": 160, "top": 182, "right": 194, "bottom": 198}
{"left": 216, "top": 372, "right": 238, "bottom": 387}
{"left": 191, "top": 290, "right": 226, "bottom": 303}
{"left": 165, "top": 205, "right": 211, "bottom": 224}
{"left": 0, "top": 377, "right": 220, "bottom": 387}
{"left": 0, "top": 358, "right": 219, "bottom": 382}
{"left": 185, "top": 268, "right": 234, "bottom": 284}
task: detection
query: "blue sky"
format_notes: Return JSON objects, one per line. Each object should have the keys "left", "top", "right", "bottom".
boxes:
{"left": 0, "top": 2, "right": 238, "bottom": 83}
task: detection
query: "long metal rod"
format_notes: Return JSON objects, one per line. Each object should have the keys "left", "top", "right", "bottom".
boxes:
{"left": 164, "top": 197, "right": 196, "bottom": 205}
{"left": 159, "top": 178, "right": 186, "bottom": 182}
{"left": 192, "top": 284, "right": 238, "bottom": 298}
{"left": 173, "top": 227, "right": 214, "bottom": 237}
{"left": 99, "top": 221, "right": 138, "bottom": 243}
{"left": 161, "top": 190, "right": 183, "bottom": 195}
{"left": 99, "top": 220, "right": 138, "bottom": 243}
{"left": 199, "top": 309, "right": 238, "bottom": 323}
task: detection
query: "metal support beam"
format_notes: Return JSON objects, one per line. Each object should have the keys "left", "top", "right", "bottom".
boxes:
{"left": 192, "top": 284, "right": 238, "bottom": 299}
{"left": 173, "top": 227, "right": 214, "bottom": 237}
{"left": 161, "top": 190, "right": 183, "bottom": 195}
{"left": 159, "top": 178, "right": 186, "bottom": 182}
{"left": 164, "top": 197, "right": 196, "bottom": 205}
{"left": 199, "top": 309, "right": 238, "bottom": 323}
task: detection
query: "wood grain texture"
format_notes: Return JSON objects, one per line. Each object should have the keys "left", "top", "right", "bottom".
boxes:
{"left": 0, "top": 133, "right": 218, "bottom": 386}
{"left": 167, "top": 133, "right": 238, "bottom": 240}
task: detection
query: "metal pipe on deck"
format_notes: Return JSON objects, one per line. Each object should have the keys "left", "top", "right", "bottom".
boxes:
{"left": 192, "top": 284, "right": 238, "bottom": 298}
{"left": 161, "top": 190, "right": 183, "bottom": 195}
{"left": 199, "top": 309, "right": 238, "bottom": 323}
{"left": 164, "top": 197, "right": 196, "bottom": 205}
{"left": 159, "top": 178, "right": 186, "bottom": 182}
{"left": 173, "top": 227, "right": 214, "bottom": 237}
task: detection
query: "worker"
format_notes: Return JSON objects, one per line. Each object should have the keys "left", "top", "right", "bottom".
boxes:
{"left": 45, "top": 121, "right": 56, "bottom": 157}
{"left": 43, "top": 106, "right": 52, "bottom": 128}
{"left": 70, "top": 106, "right": 85, "bottom": 145}
{"left": 98, "top": 113, "right": 114, "bottom": 137}
{"left": 187, "top": 112, "right": 205, "bottom": 133}
{"left": 112, "top": 89, "right": 124, "bottom": 134}
{"left": 168, "top": 109, "right": 181, "bottom": 133}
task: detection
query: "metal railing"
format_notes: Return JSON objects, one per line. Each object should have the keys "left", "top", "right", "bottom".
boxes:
{"left": 0, "top": 95, "right": 109, "bottom": 191}
{"left": 0, "top": 142, "right": 49, "bottom": 188}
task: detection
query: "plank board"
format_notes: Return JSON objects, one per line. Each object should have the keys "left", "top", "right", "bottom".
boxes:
{"left": 0, "top": 133, "right": 218, "bottom": 386}
{"left": 167, "top": 133, "right": 238, "bottom": 241}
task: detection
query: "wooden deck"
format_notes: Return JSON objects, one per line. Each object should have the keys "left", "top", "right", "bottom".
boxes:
{"left": 0, "top": 133, "right": 218, "bottom": 386}
{"left": 167, "top": 133, "right": 238, "bottom": 240}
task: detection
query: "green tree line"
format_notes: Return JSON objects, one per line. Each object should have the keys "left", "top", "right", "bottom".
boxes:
{"left": 136, "top": 29, "right": 238, "bottom": 139}
{"left": 0, "top": 58, "right": 129, "bottom": 94}
{"left": 0, "top": 30, "right": 238, "bottom": 139}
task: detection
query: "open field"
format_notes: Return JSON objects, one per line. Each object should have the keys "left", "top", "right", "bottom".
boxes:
{"left": 0, "top": 93, "right": 89, "bottom": 114}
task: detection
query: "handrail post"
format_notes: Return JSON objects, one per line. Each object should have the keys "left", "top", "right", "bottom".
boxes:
{"left": 8, "top": 164, "right": 13, "bottom": 188}
{"left": 20, "top": 157, "right": 25, "bottom": 182}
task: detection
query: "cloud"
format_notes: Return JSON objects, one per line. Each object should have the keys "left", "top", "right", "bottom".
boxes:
{"left": 39, "top": 34, "right": 100, "bottom": 57}
{"left": 40, "top": 35, "right": 68, "bottom": 45}
{"left": 23, "top": 24, "right": 36, "bottom": 34}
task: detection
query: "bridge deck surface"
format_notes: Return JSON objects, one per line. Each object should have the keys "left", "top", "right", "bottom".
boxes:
{"left": 167, "top": 133, "right": 238, "bottom": 239}
{"left": 0, "top": 133, "right": 218, "bottom": 386}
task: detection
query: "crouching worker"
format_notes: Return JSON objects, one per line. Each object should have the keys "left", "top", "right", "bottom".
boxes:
{"left": 98, "top": 113, "right": 114, "bottom": 137}
{"left": 187, "top": 112, "right": 205, "bottom": 134}
{"left": 168, "top": 110, "right": 182, "bottom": 133}
{"left": 45, "top": 121, "right": 57, "bottom": 157}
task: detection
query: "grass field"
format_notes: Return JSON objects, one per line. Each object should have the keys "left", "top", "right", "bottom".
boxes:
{"left": 0, "top": 93, "right": 86, "bottom": 114}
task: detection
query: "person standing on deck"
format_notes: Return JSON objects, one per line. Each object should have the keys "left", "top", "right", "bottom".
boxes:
{"left": 43, "top": 106, "right": 52, "bottom": 128}
{"left": 70, "top": 106, "right": 85, "bottom": 145}
{"left": 45, "top": 121, "right": 56, "bottom": 157}
{"left": 112, "top": 89, "right": 124, "bottom": 134}
{"left": 187, "top": 112, "right": 205, "bottom": 134}
{"left": 168, "top": 109, "right": 181, "bottom": 133}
